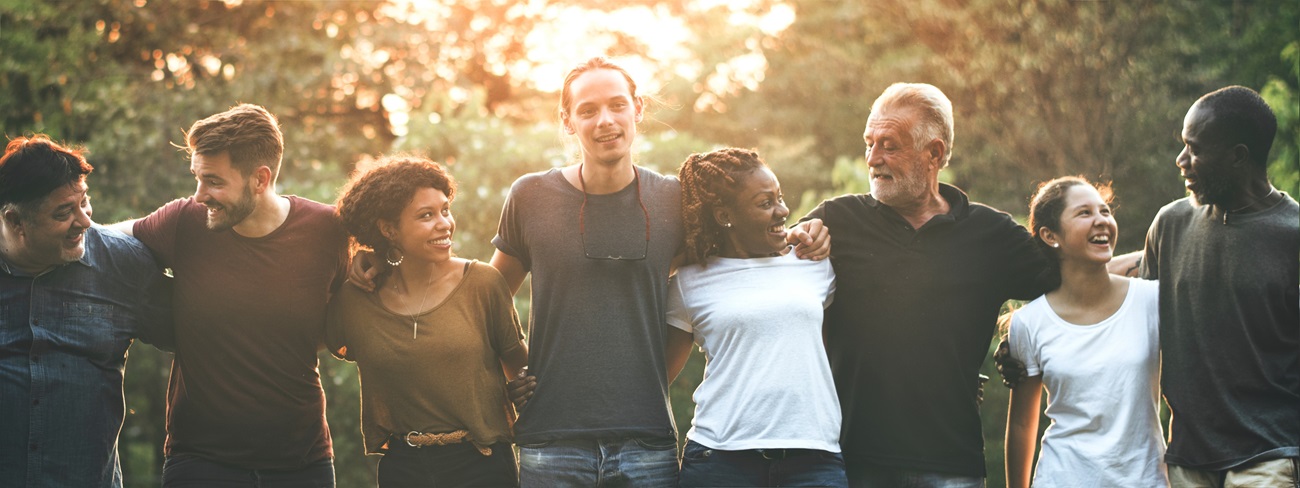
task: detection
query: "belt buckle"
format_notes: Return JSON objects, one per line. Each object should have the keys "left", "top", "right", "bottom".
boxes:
{"left": 404, "top": 431, "right": 421, "bottom": 448}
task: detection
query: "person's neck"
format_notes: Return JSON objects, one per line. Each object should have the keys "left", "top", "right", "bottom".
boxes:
{"left": 389, "top": 257, "right": 461, "bottom": 294}
{"left": 1053, "top": 258, "right": 1120, "bottom": 307}
{"left": 888, "top": 186, "right": 950, "bottom": 230}
{"left": 231, "top": 191, "right": 290, "bottom": 238}
{"left": 1219, "top": 178, "right": 1278, "bottom": 215}
{"left": 571, "top": 159, "right": 635, "bottom": 195}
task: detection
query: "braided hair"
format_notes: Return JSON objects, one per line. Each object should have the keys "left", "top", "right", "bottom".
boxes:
{"left": 677, "top": 148, "right": 767, "bottom": 266}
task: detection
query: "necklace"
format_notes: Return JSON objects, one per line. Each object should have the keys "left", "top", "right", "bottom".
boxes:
{"left": 395, "top": 267, "right": 437, "bottom": 339}
{"left": 1223, "top": 188, "right": 1280, "bottom": 224}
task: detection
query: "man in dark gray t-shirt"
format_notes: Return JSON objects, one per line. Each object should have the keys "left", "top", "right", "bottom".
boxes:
{"left": 1141, "top": 86, "right": 1299, "bottom": 485}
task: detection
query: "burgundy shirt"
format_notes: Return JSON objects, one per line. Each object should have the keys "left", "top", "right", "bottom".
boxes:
{"left": 134, "top": 196, "right": 347, "bottom": 469}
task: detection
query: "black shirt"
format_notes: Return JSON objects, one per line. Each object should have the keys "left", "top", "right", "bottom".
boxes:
{"left": 805, "top": 184, "right": 1050, "bottom": 476}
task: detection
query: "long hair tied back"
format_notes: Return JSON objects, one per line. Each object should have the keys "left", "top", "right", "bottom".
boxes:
{"left": 678, "top": 148, "right": 766, "bottom": 266}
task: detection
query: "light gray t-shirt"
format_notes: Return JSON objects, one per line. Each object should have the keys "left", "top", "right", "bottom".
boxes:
{"left": 493, "top": 166, "right": 683, "bottom": 443}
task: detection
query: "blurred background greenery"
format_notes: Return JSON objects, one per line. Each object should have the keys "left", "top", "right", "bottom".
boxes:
{"left": 2, "top": 0, "right": 1295, "bottom": 486}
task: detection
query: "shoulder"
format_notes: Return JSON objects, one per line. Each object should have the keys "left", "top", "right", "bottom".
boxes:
{"left": 1153, "top": 197, "right": 1196, "bottom": 222}
{"left": 288, "top": 196, "right": 339, "bottom": 218}
{"left": 466, "top": 260, "right": 512, "bottom": 294}
{"left": 508, "top": 168, "right": 563, "bottom": 195}
{"left": 86, "top": 225, "right": 158, "bottom": 268}
{"left": 1012, "top": 295, "right": 1052, "bottom": 330}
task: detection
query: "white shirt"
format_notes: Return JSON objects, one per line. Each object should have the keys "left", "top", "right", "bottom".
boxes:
{"left": 667, "top": 251, "right": 840, "bottom": 452}
{"left": 1010, "top": 278, "right": 1167, "bottom": 487}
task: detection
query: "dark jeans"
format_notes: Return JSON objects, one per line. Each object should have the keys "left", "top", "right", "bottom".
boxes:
{"left": 378, "top": 441, "right": 518, "bottom": 488}
{"left": 679, "top": 440, "right": 848, "bottom": 488}
{"left": 846, "top": 463, "right": 985, "bottom": 488}
{"left": 162, "top": 454, "right": 334, "bottom": 488}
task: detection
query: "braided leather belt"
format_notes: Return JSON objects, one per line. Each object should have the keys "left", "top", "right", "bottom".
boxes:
{"left": 403, "top": 430, "right": 492, "bottom": 456}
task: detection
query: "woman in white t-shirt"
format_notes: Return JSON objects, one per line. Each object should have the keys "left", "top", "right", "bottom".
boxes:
{"left": 669, "top": 148, "right": 845, "bottom": 488}
{"left": 1005, "top": 176, "right": 1167, "bottom": 488}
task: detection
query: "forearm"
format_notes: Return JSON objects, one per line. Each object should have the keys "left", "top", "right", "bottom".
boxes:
{"left": 107, "top": 218, "right": 138, "bottom": 237}
{"left": 1005, "top": 377, "right": 1043, "bottom": 488}
{"left": 500, "top": 342, "right": 529, "bottom": 378}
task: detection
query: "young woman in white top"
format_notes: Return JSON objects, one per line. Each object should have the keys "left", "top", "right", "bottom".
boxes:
{"left": 1005, "top": 176, "right": 1167, "bottom": 488}
{"left": 669, "top": 148, "right": 846, "bottom": 488}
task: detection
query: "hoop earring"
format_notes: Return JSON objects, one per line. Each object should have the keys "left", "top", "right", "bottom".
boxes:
{"left": 385, "top": 247, "right": 404, "bottom": 267}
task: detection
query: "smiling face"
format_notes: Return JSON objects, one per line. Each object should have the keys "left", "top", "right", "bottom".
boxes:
{"left": 863, "top": 107, "right": 936, "bottom": 208}
{"left": 716, "top": 167, "right": 790, "bottom": 258}
{"left": 1177, "top": 102, "right": 1241, "bottom": 207}
{"left": 562, "top": 68, "right": 644, "bottom": 168}
{"left": 6, "top": 180, "right": 93, "bottom": 273}
{"left": 191, "top": 152, "right": 257, "bottom": 231}
{"left": 1041, "top": 185, "right": 1117, "bottom": 265}
{"left": 383, "top": 187, "right": 455, "bottom": 265}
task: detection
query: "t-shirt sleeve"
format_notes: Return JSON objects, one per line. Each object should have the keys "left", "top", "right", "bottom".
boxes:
{"left": 1139, "top": 217, "right": 1160, "bottom": 281}
{"left": 491, "top": 179, "right": 531, "bottom": 272}
{"left": 485, "top": 267, "right": 526, "bottom": 360}
{"left": 132, "top": 198, "right": 189, "bottom": 268}
{"left": 323, "top": 293, "right": 352, "bottom": 361}
{"left": 1008, "top": 310, "right": 1042, "bottom": 377}
{"left": 665, "top": 274, "right": 693, "bottom": 333}
{"left": 998, "top": 216, "right": 1054, "bottom": 300}
{"left": 133, "top": 269, "right": 175, "bottom": 351}
{"left": 821, "top": 259, "right": 836, "bottom": 309}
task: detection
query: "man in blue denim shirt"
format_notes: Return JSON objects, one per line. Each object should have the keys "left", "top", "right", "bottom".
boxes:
{"left": 0, "top": 135, "right": 172, "bottom": 488}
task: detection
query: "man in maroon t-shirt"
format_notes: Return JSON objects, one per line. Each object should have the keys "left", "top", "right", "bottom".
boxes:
{"left": 112, "top": 104, "right": 347, "bottom": 487}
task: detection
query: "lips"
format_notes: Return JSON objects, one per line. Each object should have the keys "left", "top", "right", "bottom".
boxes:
{"left": 430, "top": 237, "right": 452, "bottom": 246}
{"left": 594, "top": 133, "right": 621, "bottom": 143}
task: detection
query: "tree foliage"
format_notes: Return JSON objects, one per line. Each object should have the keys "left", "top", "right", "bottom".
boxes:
{"left": 2, "top": 0, "right": 1294, "bottom": 486}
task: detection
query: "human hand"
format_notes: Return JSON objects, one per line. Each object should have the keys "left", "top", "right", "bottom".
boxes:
{"left": 507, "top": 367, "right": 537, "bottom": 410}
{"left": 787, "top": 218, "right": 830, "bottom": 261}
{"left": 977, "top": 374, "right": 990, "bottom": 406}
{"left": 994, "top": 337, "right": 1027, "bottom": 388}
{"left": 347, "top": 250, "right": 383, "bottom": 292}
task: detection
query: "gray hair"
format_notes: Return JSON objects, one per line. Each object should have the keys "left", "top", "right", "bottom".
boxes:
{"left": 870, "top": 83, "right": 954, "bottom": 167}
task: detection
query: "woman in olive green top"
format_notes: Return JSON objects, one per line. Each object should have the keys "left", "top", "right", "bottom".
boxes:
{"left": 328, "top": 156, "right": 528, "bottom": 487}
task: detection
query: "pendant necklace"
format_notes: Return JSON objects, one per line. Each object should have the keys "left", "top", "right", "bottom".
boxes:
{"left": 397, "top": 267, "right": 437, "bottom": 339}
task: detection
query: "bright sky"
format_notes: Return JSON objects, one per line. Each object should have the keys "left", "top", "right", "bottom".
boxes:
{"left": 374, "top": 1, "right": 794, "bottom": 135}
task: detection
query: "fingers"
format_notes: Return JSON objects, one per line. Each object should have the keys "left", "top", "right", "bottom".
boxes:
{"left": 507, "top": 374, "right": 537, "bottom": 409}
{"left": 792, "top": 219, "right": 831, "bottom": 261}
{"left": 346, "top": 250, "right": 382, "bottom": 292}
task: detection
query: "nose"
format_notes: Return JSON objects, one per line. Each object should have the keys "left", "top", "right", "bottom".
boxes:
{"left": 865, "top": 146, "right": 883, "bottom": 167}
{"left": 194, "top": 182, "right": 210, "bottom": 203}
{"left": 1175, "top": 146, "right": 1191, "bottom": 170}
{"left": 776, "top": 199, "right": 790, "bottom": 219}
{"left": 595, "top": 107, "right": 614, "bottom": 127}
{"left": 73, "top": 203, "right": 93, "bottom": 229}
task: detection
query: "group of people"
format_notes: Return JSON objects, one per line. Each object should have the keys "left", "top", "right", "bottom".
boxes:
{"left": 1, "top": 55, "right": 1295, "bottom": 488}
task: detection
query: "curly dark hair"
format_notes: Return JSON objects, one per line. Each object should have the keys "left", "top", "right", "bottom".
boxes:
{"left": 677, "top": 147, "right": 767, "bottom": 266}
{"left": 336, "top": 155, "right": 457, "bottom": 262}
{"left": 1027, "top": 175, "right": 1114, "bottom": 289}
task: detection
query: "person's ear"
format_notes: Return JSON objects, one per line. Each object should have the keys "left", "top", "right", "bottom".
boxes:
{"left": 1037, "top": 227, "right": 1061, "bottom": 249}
{"left": 634, "top": 96, "right": 645, "bottom": 123}
{"left": 2, "top": 208, "right": 24, "bottom": 234}
{"left": 257, "top": 166, "right": 276, "bottom": 193}
{"left": 561, "top": 112, "right": 576, "bottom": 135}
{"left": 712, "top": 207, "right": 731, "bottom": 229}
{"left": 925, "top": 138, "right": 947, "bottom": 169}
{"left": 378, "top": 219, "right": 398, "bottom": 241}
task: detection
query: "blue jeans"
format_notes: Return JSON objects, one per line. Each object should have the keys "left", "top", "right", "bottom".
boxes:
{"left": 518, "top": 437, "right": 679, "bottom": 487}
{"left": 679, "top": 440, "right": 848, "bottom": 487}
{"left": 847, "top": 464, "right": 984, "bottom": 488}
{"left": 162, "top": 455, "right": 334, "bottom": 488}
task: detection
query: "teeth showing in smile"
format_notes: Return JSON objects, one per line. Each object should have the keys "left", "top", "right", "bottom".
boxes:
{"left": 595, "top": 134, "right": 619, "bottom": 143}
{"left": 431, "top": 238, "right": 451, "bottom": 246}
{"left": 1088, "top": 235, "right": 1110, "bottom": 244}
{"left": 768, "top": 224, "right": 785, "bottom": 233}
